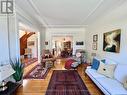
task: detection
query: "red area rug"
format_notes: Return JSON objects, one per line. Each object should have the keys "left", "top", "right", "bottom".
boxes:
{"left": 24, "top": 65, "right": 50, "bottom": 79}
{"left": 46, "top": 70, "right": 90, "bottom": 95}
{"left": 24, "top": 58, "right": 38, "bottom": 67}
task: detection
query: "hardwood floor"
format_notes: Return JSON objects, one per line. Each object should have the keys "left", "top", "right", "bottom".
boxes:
{"left": 23, "top": 61, "right": 38, "bottom": 76}
{"left": 16, "top": 58, "right": 103, "bottom": 95}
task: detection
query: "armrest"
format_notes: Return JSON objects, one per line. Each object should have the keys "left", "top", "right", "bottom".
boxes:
{"left": 87, "top": 66, "right": 91, "bottom": 69}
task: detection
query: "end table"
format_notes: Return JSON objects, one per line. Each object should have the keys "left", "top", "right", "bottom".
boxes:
{"left": 0, "top": 81, "right": 20, "bottom": 95}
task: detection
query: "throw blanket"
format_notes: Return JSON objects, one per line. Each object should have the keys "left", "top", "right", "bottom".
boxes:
{"left": 65, "top": 59, "right": 76, "bottom": 69}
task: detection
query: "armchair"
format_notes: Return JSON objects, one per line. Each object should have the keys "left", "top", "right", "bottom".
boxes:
{"left": 41, "top": 49, "right": 56, "bottom": 68}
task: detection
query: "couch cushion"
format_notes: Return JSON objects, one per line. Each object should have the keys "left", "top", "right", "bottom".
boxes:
{"left": 96, "top": 77, "right": 127, "bottom": 95}
{"left": 91, "top": 58, "right": 100, "bottom": 70}
{"left": 97, "top": 61, "right": 116, "bottom": 78}
{"left": 86, "top": 68, "right": 106, "bottom": 78}
{"left": 114, "top": 64, "right": 127, "bottom": 84}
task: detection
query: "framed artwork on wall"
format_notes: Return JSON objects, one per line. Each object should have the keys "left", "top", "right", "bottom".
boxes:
{"left": 45, "top": 41, "right": 48, "bottom": 45}
{"left": 27, "top": 41, "right": 34, "bottom": 46}
{"left": 93, "top": 34, "right": 98, "bottom": 42}
{"left": 76, "top": 41, "right": 84, "bottom": 45}
{"left": 103, "top": 29, "right": 121, "bottom": 53}
{"left": 92, "top": 42, "right": 97, "bottom": 50}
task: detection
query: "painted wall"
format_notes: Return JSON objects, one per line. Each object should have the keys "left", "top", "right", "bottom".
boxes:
{"left": 40, "top": 27, "right": 46, "bottom": 52}
{"left": 19, "top": 30, "right": 26, "bottom": 38}
{"left": 45, "top": 28, "right": 86, "bottom": 55}
{"left": 0, "top": 16, "right": 10, "bottom": 63}
{"left": 85, "top": 2, "right": 127, "bottom": 64}
{"left": 0, "top": 14, "right": 18, "bottom": 64}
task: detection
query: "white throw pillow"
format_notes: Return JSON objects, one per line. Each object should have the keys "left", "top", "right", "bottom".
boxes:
{"left": 97, "top": 61, "right": 106, "bottom": 75}
{"left": 105, "top": 64, "right": 116, "bottom": 78}
{"left": 97, "top": 61, "right": 116, "bottom": 78}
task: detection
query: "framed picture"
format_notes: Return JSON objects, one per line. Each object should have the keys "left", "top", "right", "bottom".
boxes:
{"left": 76, "top": 41, "right": 84, "bottom": 45}
{"left": 27, "top": 41, "right": 34, "bottom": 46}
{"left": 92, "top": 42, "right": 97, "bottom": 50}
{"left": 103, "top": 29, "right": 121, "bottom": 53}
{"left": 45, "top": 41, "right": 48, "bottom": 45}
{"left": 93, "top": 34, "right": 98, "bottom": 42}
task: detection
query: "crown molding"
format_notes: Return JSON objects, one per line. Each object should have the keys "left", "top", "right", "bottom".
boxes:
{"left": 28, "top": 0, "right": 104, "bottom": 28}
{"left": 28, "top": 0, "right": 48, "bottom": 28}
{"left": 46, "top": 24, "right": 88, "bottom": 28}
{"left": 81, "top": 0, "right": 104, "bottom": 24}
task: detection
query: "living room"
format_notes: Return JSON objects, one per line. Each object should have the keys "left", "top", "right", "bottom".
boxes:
{"left": 0, "top": 0, "right": 127, "bottom": 95}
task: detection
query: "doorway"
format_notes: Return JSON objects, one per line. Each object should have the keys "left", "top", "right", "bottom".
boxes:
{"left": 52, "top": 36, "right": 73, "bottom": 58}
{"left": 19, "top": 30, "right": 38, "bottom": 67}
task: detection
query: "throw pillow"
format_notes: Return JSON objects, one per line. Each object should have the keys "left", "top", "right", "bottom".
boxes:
{"left": 91, "top": 58, "right": 100, "bottom": 70}
{"left": 71, "top": 62, "right": 79, "bottom": 68}
{"left": 105, "top": 64, "right": 116, "bottom": 78}
{"left": 97, "top": 61, "right": 116, "bottom": 78}
{"left": 123, "top": 80, "right": 127, "bottom": 89}
{"left": 101, "top": 59, "right": 106, "bottom": 63}
{"left": 97, "top": 61, "right": 106, "bottom": 75}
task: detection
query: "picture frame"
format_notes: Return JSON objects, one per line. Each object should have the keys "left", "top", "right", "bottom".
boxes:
{"left": 103, "top": 29, "right": 121, "bottom": 53}
{"left": 92, "top": 42, "right": 97, "bottom": 50}
{"left": 27, "top": 41, "right": 34, "bottom": 46}
{"left": 76, "top": 41, "right": 84, "bottom": 45}
{"left": 45, "top": 41, "right": 48, "bottom": 45}
{"left": 93, "top": 34, "right": 98, "bottom": 42}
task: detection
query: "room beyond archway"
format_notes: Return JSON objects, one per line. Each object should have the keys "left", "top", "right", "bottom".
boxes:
{"left": 52, "top": 36, "right": 73, "bottom": 58}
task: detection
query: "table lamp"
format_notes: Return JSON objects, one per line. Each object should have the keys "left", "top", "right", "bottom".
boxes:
{"left": 0, "top": 64, "right": 15, "bottom": 91}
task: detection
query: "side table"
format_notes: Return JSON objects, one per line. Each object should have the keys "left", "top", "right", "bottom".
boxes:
{"left": 0, "top": 81, "right": 21, "bottom": 95}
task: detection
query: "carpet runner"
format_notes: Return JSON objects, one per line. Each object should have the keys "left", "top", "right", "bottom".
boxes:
{"left": 24, "top": 58, "right": 38, "bottom": 67}
{"left": 24, "top": 65, "right": 50, "bottom": 79}
{"left": 46, "top": 70, "right": 90, "bottom": 95}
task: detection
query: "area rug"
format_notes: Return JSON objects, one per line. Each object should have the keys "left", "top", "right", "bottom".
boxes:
{"left": 23, "top": 65, "right": 50, "bottom": 79}
{"left": 24, "top": 58, "right": 38, "bottom": 67}
{"left": 46, "top": 70, "right": 90, "bottom": 95}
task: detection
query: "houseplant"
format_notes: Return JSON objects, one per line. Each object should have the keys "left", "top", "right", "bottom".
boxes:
{"left": 10, "top": 58, "right": 24, "bottom": 84}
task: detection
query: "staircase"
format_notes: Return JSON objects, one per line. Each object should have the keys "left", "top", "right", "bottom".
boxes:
{"left": 20, "top": 32, "right": 35, "bottom": 55}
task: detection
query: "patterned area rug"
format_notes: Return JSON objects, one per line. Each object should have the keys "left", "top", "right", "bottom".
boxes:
{"left": 46, "top": 70, "right": 90, "bottom": 95}
{"left": 24, "top": 65, "right": 50, "bottom": 79}
{"left": 24, "top": 58, "right": 38, "bottom": 67}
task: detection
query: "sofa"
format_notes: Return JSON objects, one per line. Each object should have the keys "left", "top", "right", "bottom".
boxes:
{"left": 85, "top": 58, "right": 127, "bottom": 95}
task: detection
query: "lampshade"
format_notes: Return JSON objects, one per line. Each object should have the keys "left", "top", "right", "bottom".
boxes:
{"left": 76, "top": 52, "right": 81, "bottom": 58}
{"left": 0, "top": 64, "right": 15, "bottom": 82}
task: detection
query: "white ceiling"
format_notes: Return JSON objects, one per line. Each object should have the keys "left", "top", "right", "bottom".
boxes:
{"left": 16, "top": 0, "right": 126, "bottom": 28}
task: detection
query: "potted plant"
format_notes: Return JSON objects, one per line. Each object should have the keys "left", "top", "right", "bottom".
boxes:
{"left": 10, "top": 58, "right": 24, "bottom": 84}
